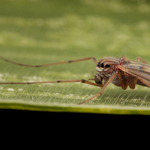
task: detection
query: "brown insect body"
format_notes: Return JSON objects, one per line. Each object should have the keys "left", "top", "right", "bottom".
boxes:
{"left": 0, "top": 55, "right": 150, "bottom": 104}
{"left": 95, "top": 56, "right": 150, "bottom": 90}
{"left": 124, "top": 61, "right": 150, "bottom": 88}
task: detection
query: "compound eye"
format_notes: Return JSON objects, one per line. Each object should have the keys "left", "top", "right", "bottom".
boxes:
{"left": 105, "top": 64, "right": 110, "bottom": 68}
{"left": 101, "top": 63, "right": 104, "bottom": 68}
{"left": 96, "top": 61, "right": 101, "bottom": 67}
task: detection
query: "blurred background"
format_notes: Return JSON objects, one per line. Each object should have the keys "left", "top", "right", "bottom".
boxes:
{"left": 0, "top": 0, "right": 150, "bottom": 106}
{"left": 1, "top": 0, "right": 150, "bottom": 60}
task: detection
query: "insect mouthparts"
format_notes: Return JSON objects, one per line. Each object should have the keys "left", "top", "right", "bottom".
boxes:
{"left": 96, "top": 67, "right": 103, "bottom": 72}
{"left": 95, "top": 74, "right": 102, "bottom": 84}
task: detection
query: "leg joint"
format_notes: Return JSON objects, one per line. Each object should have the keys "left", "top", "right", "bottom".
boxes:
{"left": 81, "top": 79, "right": 86, "bottom": 83}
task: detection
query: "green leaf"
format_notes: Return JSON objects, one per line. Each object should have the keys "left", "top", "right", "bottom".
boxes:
{"left": 1, "top": 0, "right": 150, "bottom": 114}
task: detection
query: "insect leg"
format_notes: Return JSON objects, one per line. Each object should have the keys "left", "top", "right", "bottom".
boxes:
{"left": 128, "top": 78, "right": 138, "bottom": 89}
{"left": 119, "top": 67, "right": 138, "bottom": 89}
{"left": 117, "top": 71, "right": 128, "bottom": 90}
{"left": 121, "top": 56, "right": 129, "bottom": 61}
{"left": 136, "top": 57, "right": 148, "bottom": 64}
{"left": 0, "top": 79, "right": 103, "bottom": 87}
{"left": 118, "top": 65, "right": 150, "bottom": 88}
{"left": 0, "top": 56, "right": 98, "bottom": 67}
{"left": 78, "top": 71, "right": 118, "bottom": 104}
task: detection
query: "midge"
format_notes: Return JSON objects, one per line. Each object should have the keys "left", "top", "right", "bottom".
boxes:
{"left": 0, "top": 56, "right": 149, "bottom": 104}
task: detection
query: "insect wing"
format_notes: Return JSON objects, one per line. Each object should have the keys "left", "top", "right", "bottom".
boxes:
{"left": 125, "top": 61, "right": 150, "bottom": 81}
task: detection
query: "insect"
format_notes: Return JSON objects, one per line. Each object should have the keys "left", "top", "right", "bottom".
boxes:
{"left": 0, "top": 55, "right": 149, "bottom": 104}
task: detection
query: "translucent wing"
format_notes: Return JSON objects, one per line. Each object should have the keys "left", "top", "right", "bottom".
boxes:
{"left": 125, "top": 60, "right": 150, "bottom": 81}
